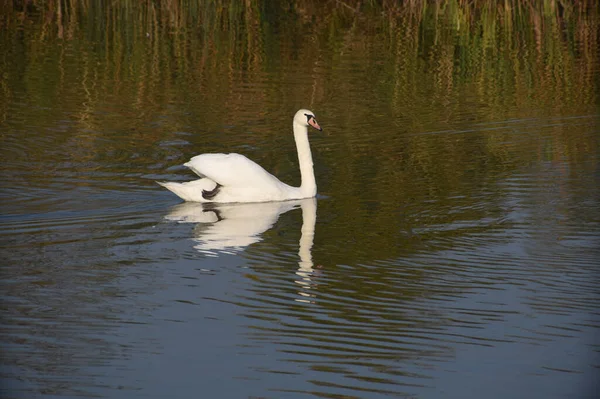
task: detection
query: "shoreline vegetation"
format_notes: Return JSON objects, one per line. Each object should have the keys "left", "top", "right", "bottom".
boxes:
{"left": 2, "top": 1, "right": 597, "bottom": 108}
{"left": 3, "top": 1, "right": 598, "bottom": 35}
{"left": 2, "top": 1, "right": 597, "bottom": 96}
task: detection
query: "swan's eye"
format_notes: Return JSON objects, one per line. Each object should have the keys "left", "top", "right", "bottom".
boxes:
{"left": 305, "top": 114, "right": 314, "bottom": 123}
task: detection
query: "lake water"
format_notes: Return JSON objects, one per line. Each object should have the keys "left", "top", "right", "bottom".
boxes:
{"left": 1, "top": 2, "right": 599, "bottom": 398}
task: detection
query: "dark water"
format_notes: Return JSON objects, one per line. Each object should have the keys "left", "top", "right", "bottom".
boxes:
{"left": 1, "top": 2, "right": 599, "bottom": 398}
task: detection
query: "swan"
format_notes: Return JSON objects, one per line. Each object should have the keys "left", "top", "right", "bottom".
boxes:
{"left": 158, "top": 109, "right": 322, "bottom": 203}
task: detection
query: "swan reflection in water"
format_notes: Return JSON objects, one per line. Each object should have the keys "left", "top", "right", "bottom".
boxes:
{"left": 165, "top": 198, "right": 318, "bottom": 303}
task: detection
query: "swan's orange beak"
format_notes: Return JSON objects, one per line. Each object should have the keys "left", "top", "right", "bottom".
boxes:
{"left": 308, "top": 117, "right": 322, "bottom": 132}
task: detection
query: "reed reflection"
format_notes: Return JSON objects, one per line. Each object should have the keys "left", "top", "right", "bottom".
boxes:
{"left": 165, "top": 198, "right": 319, "bottom": 301}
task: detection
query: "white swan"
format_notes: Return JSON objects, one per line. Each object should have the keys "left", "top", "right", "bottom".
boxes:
{"left": 158, "top": 109, "right": 322, "bottom": 203}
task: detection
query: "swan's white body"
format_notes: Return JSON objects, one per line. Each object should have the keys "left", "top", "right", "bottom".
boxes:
{"left": 159, "top": 109, "right": 322, "bottom": 203}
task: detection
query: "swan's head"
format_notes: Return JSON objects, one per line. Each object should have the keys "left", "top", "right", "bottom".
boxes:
{"left": 294, "top": 109, "right": 322, "bottom": 132}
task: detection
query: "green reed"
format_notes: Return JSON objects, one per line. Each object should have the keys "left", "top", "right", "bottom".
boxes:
{"left": 2, "top": 1, "right": 596, "bottom": 110}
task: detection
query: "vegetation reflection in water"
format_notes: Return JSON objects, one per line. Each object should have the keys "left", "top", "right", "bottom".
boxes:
{"left": 1, "top": 1, "right": 599, "bottom": 398}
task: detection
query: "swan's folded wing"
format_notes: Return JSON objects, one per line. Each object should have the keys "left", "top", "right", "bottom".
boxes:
{"left": 184, "top": 153, "right": 284, "bottom": 189}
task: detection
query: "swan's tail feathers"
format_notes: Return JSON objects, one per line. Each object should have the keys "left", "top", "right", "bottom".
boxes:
{"left": 157, "top": 179, "right": 217, "bottom": 202}
{"left": 157, "top": 181, "right": 195, "bottom": 202}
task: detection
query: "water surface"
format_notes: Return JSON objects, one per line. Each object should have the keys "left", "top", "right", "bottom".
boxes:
{"left": 1, "top": 2, "right": 599, "bottom": 398}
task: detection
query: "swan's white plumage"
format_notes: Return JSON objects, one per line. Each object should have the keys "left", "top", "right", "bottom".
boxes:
{"left": 185, "top": 153, "right": 287, "bottom": 190}
{"left": 157, "top": 179, "right": 216, "bottom": 202}
{"left": 159, "top": 109, "right": 321, "bottom": 203}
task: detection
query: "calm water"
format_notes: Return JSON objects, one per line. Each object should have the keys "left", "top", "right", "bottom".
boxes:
{"left": 1, "top": 3, "right": 599, "bottom": 398}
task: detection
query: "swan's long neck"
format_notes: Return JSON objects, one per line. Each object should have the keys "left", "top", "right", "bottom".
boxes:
{"left": 293, "top": 121, "right": 316, "bottom": 197}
